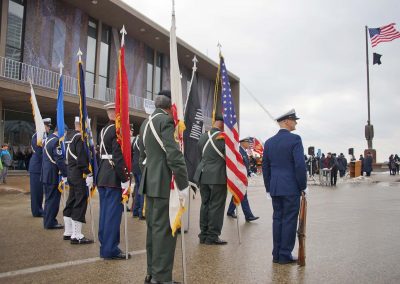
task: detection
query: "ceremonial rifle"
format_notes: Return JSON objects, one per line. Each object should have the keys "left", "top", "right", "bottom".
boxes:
{"left": 297, "top": 192, "right": 307, "bottom": 266}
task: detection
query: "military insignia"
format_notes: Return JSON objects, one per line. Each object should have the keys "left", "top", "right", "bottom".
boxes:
{"left": 56, "top": 147, "right": 62, "bottom": 155}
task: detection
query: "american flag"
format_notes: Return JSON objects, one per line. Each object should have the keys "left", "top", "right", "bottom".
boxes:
{"left": 369, "top": 23, "right": 400, "bottom": 47}
{"left": 220, "top": 56, "right": 247, "bottom": 205}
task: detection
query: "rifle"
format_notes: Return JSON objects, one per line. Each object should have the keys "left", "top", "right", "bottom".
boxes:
{"left": 297, "top": 192, "right": 307, "bottom": 266}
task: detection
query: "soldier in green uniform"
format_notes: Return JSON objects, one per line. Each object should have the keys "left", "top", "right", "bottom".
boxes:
{"left": 139, "top": 90, "right": 189, "bottom": 284}
{"left": 194, "top": 116, "right": 228, "bottom": 245}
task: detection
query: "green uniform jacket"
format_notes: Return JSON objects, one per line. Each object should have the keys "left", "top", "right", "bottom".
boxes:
{"left": 138, "top": 108, "right": 189, "bottom": 198}
{"left": 193, "top": 127, "right": 227, "bottom": 185}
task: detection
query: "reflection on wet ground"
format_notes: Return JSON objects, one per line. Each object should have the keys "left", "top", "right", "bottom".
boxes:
{"left": 1, "top": 174, "right": 400, "bottom": 283}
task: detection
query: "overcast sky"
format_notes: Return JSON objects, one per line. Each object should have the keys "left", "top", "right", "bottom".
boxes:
{"left": 124, "top": 0, "right": 399, "bottom": 162}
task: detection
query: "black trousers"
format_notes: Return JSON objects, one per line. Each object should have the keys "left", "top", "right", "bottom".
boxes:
{"left": 330, "top": 169, "right": 338, "bottom": 185}
{"left": 63, "top": 180, "right": 88, "bottom": 223}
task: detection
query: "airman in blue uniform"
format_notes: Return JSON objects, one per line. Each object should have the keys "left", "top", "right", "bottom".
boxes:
{"left": 262, "top": 109, "right": 307, "bottom": 264}
{"left": 29, "top": 118, "right": 51, "bottom": 217}
{"left": 40, "top": 127, "right": 68, "bottom": 229}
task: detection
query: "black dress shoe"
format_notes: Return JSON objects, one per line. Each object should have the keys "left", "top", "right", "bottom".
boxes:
{"left": 144, "top": 274, "right": 152, "bottom": 283}
{"left": 279, "top": 256, "right": 298, "bottom": 264}
{"left": 205, "top": 238, "right": 228, "bottom": 245}
{"left": 104, "top": 252, "right": 131, "bottom": 260}
{"left": 71, "top": 237, "right": 94, "bottom": 245}
{"left": 227, "top": 212, "right": 237, "bottom": 219}
{"left": 139, "top": 216, "right": 146, "bottom": 220}
{"left": 47, "top": 224, "right": 64, "bottom": 230}
{"left": 246, "top": 216, "right": 260, "bottom": 222}
{"left": 63, "top": 235, "right": 71, "bottom": 240}
{"left": 273, "top": 258, "right": 279, "bottom": 263}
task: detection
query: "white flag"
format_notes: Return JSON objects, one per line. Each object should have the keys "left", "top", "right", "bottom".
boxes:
{"left": 29, "top": 82, "right": 45, "bottom": 146}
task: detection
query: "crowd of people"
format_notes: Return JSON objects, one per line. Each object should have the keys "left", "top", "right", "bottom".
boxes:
{"left": 388, "top": 154, "right": 400, "bottom": 175}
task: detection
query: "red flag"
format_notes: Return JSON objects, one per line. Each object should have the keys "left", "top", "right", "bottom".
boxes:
{"left": 115, "top": 45, "right": 131, "bottom": 173}
{"left": 253, "top": 138, "right": 264, "bottom": 155}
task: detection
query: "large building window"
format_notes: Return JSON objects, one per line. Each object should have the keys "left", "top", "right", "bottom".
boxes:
{"left": 98, "top": 24, "right": 111, "bottom": 101}
{"left": 5, "top": 0, "right": 26, "bottom": 79}
{"left": 85, "top": 18, "right": 97, "bottom": 98}
{"left": 154, "top": 52, "right": 163, "bottom": 95}
{"left": 51, "top": 18, "right": 66, "bottom": 69}
{"left": 146, "top": 47, "right": 154, "bottom": 99}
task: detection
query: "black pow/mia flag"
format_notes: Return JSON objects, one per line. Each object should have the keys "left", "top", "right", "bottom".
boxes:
{"left": 183, "top": 73, "right": 203, "bottom": 191}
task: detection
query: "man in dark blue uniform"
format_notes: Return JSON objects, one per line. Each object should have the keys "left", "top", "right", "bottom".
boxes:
{"left": 97, "top": 103, "right": 130, "bottom": 260}
{"left": 63, "top": 117, "right": 93, "bottom": 244}
{"left": 226, "top": 137, "right": 259, "bottom": 222}
{"left": 41, "top": 126, "right": 68, "bottom": 229}
{"left": 262, "top": 109, "right": 307, "bottom": 264}
{"left": 29, "top": 118, "right": 51, "bottom": 217}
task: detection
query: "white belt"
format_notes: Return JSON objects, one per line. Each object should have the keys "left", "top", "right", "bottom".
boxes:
{"left": 101, "top": 154, "right": 113, "bottom": 159}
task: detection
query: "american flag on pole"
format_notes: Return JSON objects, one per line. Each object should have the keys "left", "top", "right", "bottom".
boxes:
{"left": 368, "top": 23, "right": 400, "bottom": 47}
{"left": 219, "top": 56, "right": 247, "bottom": 205}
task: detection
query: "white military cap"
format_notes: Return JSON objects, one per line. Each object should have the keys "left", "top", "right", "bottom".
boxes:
{"left": 43, "top": 118, "right": 52, "bottom": 125}
{"left": 276, "top": 108, "right": 300, "bottom": 122}
{"left": 75, "top": 116, "right": 80, "bottom": 123}
{"left": 104, "top": 102, "right": 116, "bottom": 109}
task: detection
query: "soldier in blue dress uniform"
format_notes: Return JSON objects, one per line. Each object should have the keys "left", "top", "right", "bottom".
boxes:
{"left": 262, "top": 109, "right": 307, "bottom": 264}
{"left": 29, "top": 118, "right": 51, "bottom": 217}
{"left": 41, "top": 126, "right": 68, "bottom": 229}
{"left": 96, "top": 103, "right": 130, "bottom": 260}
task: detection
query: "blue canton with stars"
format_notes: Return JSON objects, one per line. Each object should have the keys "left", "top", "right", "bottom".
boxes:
{"left": 220, "top": 57, "right": 237, "bottom": 129}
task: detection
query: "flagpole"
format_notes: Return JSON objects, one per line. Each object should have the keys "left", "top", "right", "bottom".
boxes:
{"left": 365, "top": 26, "right": 373, "bottom": 149}
{"left": 58, "top": 61, "right": 67, "bottom": 209}
{"left": 184, "top": 55, "right": 198, "bottom": 115}
{"left": 236, "top": 205, "right": 242, "bottom": 245}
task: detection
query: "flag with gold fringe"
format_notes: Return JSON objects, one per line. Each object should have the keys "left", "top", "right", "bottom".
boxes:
{"left": 77, "top": 55, "right": 98, "bottom": 197}
{"left": 169, "top": 5, "right": 186, "bottom": 236}
{"left": 115, "top": 28, "right": 131, "bottom": 203}
{"left": 29, "top": 82, "right": 46, "bottom": 146}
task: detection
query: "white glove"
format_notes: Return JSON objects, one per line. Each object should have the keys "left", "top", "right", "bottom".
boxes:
{"left": 121, "top": 181, "right": 130, "bottom": 190}
{"left": 266, "top": 192, "right": 272, "bottom": 200}
{"left": 62, "top": 177, "right": 68, "bottom": 184}
{"left": 178, "top": 186, "right": 190, "bottom": 203}
{"left": 302, "top": 187, "right": 309, "bottom": 196}
{"left": 86, "top": 175, "right": 93, "bottom": 189}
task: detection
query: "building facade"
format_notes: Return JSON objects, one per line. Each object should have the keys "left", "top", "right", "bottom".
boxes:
{"left": 0, "top": 0, "right": 240, "bottom": 170}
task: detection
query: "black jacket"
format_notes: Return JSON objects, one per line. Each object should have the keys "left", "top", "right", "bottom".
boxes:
{"left": 96, "top": 121, "right": 129, "bottom": 188}
{"left": 131, "top": 136, "right": 141, "bottom": 175}
{"left": 65, "top": 130, "right": 90, "bottom": 186}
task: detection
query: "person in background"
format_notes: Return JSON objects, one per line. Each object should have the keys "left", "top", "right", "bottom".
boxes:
{"left": 364, "top": 152, "right": 373, "bottom": 177}
{"left": 359, "top": 155, "right": 364, "bottom": 176}
{"left": 0, "top": 144, "right": 12, "bottom": 184}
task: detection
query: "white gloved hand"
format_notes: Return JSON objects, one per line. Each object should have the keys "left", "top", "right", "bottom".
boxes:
{"left": 121, "top": 181, "right": 130, "bottom": 190}
{"left": 178, "top": 186, "right": 190, "bottom": 203}
{"left": 86, "top": 175, "right": 93, "bottom": 189}
{"left": 302, "top": 187, "right": 309, "bottom": 196}
{"left": 62, "top": 177, "right": 68, "bottom": 185}
{"left": 266, "top": 192, "right": 272, "bottom": 200}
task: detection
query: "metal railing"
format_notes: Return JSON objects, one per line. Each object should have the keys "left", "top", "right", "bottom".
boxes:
{"left": 0, "top": 56, "right": 150, "bottom": 112}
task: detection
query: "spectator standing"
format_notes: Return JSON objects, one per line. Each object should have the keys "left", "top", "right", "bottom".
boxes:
{"left": 0, "top": 144, "right": 12, "bottom": 184}
{"left": 364, "top": 152, "right": 373, "bottom": 177}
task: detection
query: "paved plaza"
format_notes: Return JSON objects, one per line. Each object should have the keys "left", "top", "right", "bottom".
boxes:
{"left": 1, "top": 173, "right": 400, "bottom": 283}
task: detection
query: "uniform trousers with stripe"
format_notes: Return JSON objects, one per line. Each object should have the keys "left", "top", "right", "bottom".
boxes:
{"left": 43, "top": 183, "right": 61, "bottom": 228}
{"left": 30, "top": 172, "right": 43, "bottom": 217}
{"left": 98, "top": 186, "right": 123, "bottom": 258}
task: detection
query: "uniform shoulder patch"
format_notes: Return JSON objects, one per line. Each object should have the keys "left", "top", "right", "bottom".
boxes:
{"left": 56, "top": 146, "right": 62, "bottom": 155}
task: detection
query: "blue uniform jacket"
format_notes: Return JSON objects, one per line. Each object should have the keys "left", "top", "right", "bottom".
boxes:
{"left": 40, "top": 133, "right": 67, "bottom": 185}
{"left": 239, "top": 146, "right": 250, "bottom": 176}
{"left": 29, "top": 133, "right": 43, "bottom": 174}
{"left": 262, "top": 129, "right": 307, "bottom": 196}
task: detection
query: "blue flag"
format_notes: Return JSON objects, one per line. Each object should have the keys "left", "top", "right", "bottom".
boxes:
{"left": 56, "top": 75, "right": 65, "bottom": 156}
{"left": 78, "top": 61, "right": 98, "bottom": 192}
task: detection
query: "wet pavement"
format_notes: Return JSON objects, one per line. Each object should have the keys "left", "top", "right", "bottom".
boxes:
{"left": 1, "top": 173, "right": 400, "bottom": 283}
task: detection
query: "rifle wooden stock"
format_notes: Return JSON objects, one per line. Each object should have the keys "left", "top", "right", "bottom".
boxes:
{"left": 297, "top": 193, "right": 307, "bottom": 266}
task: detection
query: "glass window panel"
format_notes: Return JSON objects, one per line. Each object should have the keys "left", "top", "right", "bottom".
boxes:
{"left": 6, "top": 0, "right": 25, "bottom": 60}
{"left": 99, "top": 42, "right": 109, "bottom": 77}
{"left": 88, "top": 19, "right": 97, "bottom": 38}
{"left": 101, "top": 25, "right": 110, "bottom": 43}
{"left": 155, "top": 66, "right": 161, "bottom": 94}
{"left": 85, "top": 72, "right": 94, "bottom": 98}
{"left": 86, "top": 37, "right": 97, "bottom": 73}
{"left": 146, "top": 63, "right": 153, "bottom": 99}
{"left": 98, "top": 76, "right": 107, "bottom": 101}
{"left": 51, "top": 18, "right": 66, "bottom": 69}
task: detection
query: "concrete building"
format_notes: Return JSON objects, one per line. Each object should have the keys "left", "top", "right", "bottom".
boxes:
{"left": 0, "top": 0, "right": 240, "bottom": 170}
